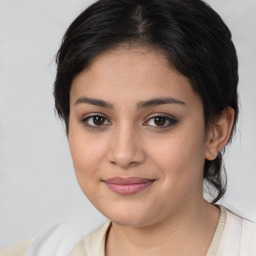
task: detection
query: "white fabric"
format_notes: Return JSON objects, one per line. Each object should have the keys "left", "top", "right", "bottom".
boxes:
{"left": 24, "top": 222, "right": 85, "bottom": 256}
{"left": 79, "top": 208, "right": 256, "bottom": 256}
{"left": 206, "top": 205, "right": 226, "bottom": 256}
{"left": 216, "top": 209, "right": 256, "bottom": 255}
{"left": 82, "top": 222, "right": 110, "bottom": 256}
{"left": 1, "top": 207, "right": 255, "bottom": 255}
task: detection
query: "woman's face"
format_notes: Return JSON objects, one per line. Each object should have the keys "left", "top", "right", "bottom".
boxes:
{"left": 69, "top": 47, "right": 211, "bottom": 227}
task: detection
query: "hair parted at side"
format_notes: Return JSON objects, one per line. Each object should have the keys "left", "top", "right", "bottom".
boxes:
{"left": 54, "top": 0, "right": 239, "bottom": 203}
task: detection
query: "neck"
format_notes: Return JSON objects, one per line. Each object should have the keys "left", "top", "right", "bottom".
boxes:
{"left": 105, "top": 199, "right": 220, "bottom": 256}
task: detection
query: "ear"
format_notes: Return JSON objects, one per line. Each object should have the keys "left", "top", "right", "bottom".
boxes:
{"left": 205, "top": 107, "right": 235, "bottom": 161}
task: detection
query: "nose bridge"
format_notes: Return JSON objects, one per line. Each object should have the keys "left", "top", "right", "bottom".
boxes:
{"left": 108, "top": 122, "right": 144, "bottom": 168}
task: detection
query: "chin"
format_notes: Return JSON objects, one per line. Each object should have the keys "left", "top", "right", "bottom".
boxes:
{"left": 111, "top": 215, "right": 150, "bottom": 227}
{"left": 100, "top": 203, "right": 157, "bottom": 228}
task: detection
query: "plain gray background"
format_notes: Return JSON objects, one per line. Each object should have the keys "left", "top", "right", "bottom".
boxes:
{"left": 0, "top": 0, "right": 255, "bottom": 250}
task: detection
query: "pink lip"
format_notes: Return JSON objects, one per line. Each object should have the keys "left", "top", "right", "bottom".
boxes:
{"left": 103, "top": 177, "right": 155, "bottom": 195}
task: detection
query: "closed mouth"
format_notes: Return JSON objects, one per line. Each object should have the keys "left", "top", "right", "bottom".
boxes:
{"left": 103, "top": 176, "right": 156, "bottom": 194}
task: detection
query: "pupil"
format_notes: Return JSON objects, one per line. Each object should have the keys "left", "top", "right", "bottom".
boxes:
{"left": 155, "top": 117, "right": 166, "bottom": 126}
{"left": 94, "top": 116, "right": 104, "bottom": 125}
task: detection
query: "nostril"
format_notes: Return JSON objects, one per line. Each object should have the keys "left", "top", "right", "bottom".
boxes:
{"left": 109, "top": 159, "right": 138, "bottom": 167}
{"left": 129, "top": 161, "right": 139, "bottom": 167}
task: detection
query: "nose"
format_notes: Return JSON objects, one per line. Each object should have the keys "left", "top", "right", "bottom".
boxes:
{"left": 107, "top": 125, "right": 146, "bottom": 169}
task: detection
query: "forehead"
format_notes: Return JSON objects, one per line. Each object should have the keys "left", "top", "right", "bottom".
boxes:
{"left": 70, "top": 46, "right": 201, "bottom": 108}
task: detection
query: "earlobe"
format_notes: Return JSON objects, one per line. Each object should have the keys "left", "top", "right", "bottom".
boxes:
{"left": 205, "top": 107, "right": 235, "bottom": 161}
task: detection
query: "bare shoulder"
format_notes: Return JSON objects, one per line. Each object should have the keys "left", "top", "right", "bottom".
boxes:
{"left": 0, "top": 238, "right": 34, "bottom": 256}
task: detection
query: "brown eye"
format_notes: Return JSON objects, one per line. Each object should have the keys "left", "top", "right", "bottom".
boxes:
{"left": 93, "top": 116, "right": 105, "bottom": 125}
{"left": 154, "top": 117, "right": 166, "bottom": 126}
{"left": 145, "top": 115, "right": 178, "bottom": 128}
{"left": 81, "top": 115, "right": 110, "bottom": 128}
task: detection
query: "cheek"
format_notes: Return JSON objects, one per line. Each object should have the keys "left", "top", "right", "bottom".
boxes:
{"left": 69, "top": 141, "right": 106, "bottom": 206}
{"left": 68, "top": 125, "right": 105, "bottom": 192}
{"left": 147, "top": 130, "right": 206, "bottom": 190}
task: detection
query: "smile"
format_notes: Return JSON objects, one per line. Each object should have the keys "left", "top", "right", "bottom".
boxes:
{"left": 103, "top": 177, "right": 156, "bottom": 195}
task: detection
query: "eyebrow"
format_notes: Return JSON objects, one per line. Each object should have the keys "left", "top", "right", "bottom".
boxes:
{"left": 137, "top": 97, "right": 186, "bottom": 109}
{"left": 74, "top": 97, "right": 185, "bottom": 109}
{"left": 74, "top": 97, "right": 114, "bottom": 108}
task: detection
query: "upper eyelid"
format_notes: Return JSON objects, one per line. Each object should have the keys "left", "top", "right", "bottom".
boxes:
{"left": 144, "top": 112, "right": 176, "bottom": 120}
{"left": 81, "top": 113, "right": 109, "bottom": 120}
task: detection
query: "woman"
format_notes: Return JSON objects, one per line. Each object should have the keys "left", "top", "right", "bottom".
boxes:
{"left": 1, "top": 0, "right": 255, "bottom": 255}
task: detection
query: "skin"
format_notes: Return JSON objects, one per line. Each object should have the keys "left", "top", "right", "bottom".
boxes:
{"left": 68, "top": 46, "right": 234, "bottom": 256}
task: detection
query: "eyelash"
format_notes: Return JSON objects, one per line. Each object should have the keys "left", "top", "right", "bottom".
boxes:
{"left": 80, "top": 113, "right": 178, "bottom": 130}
